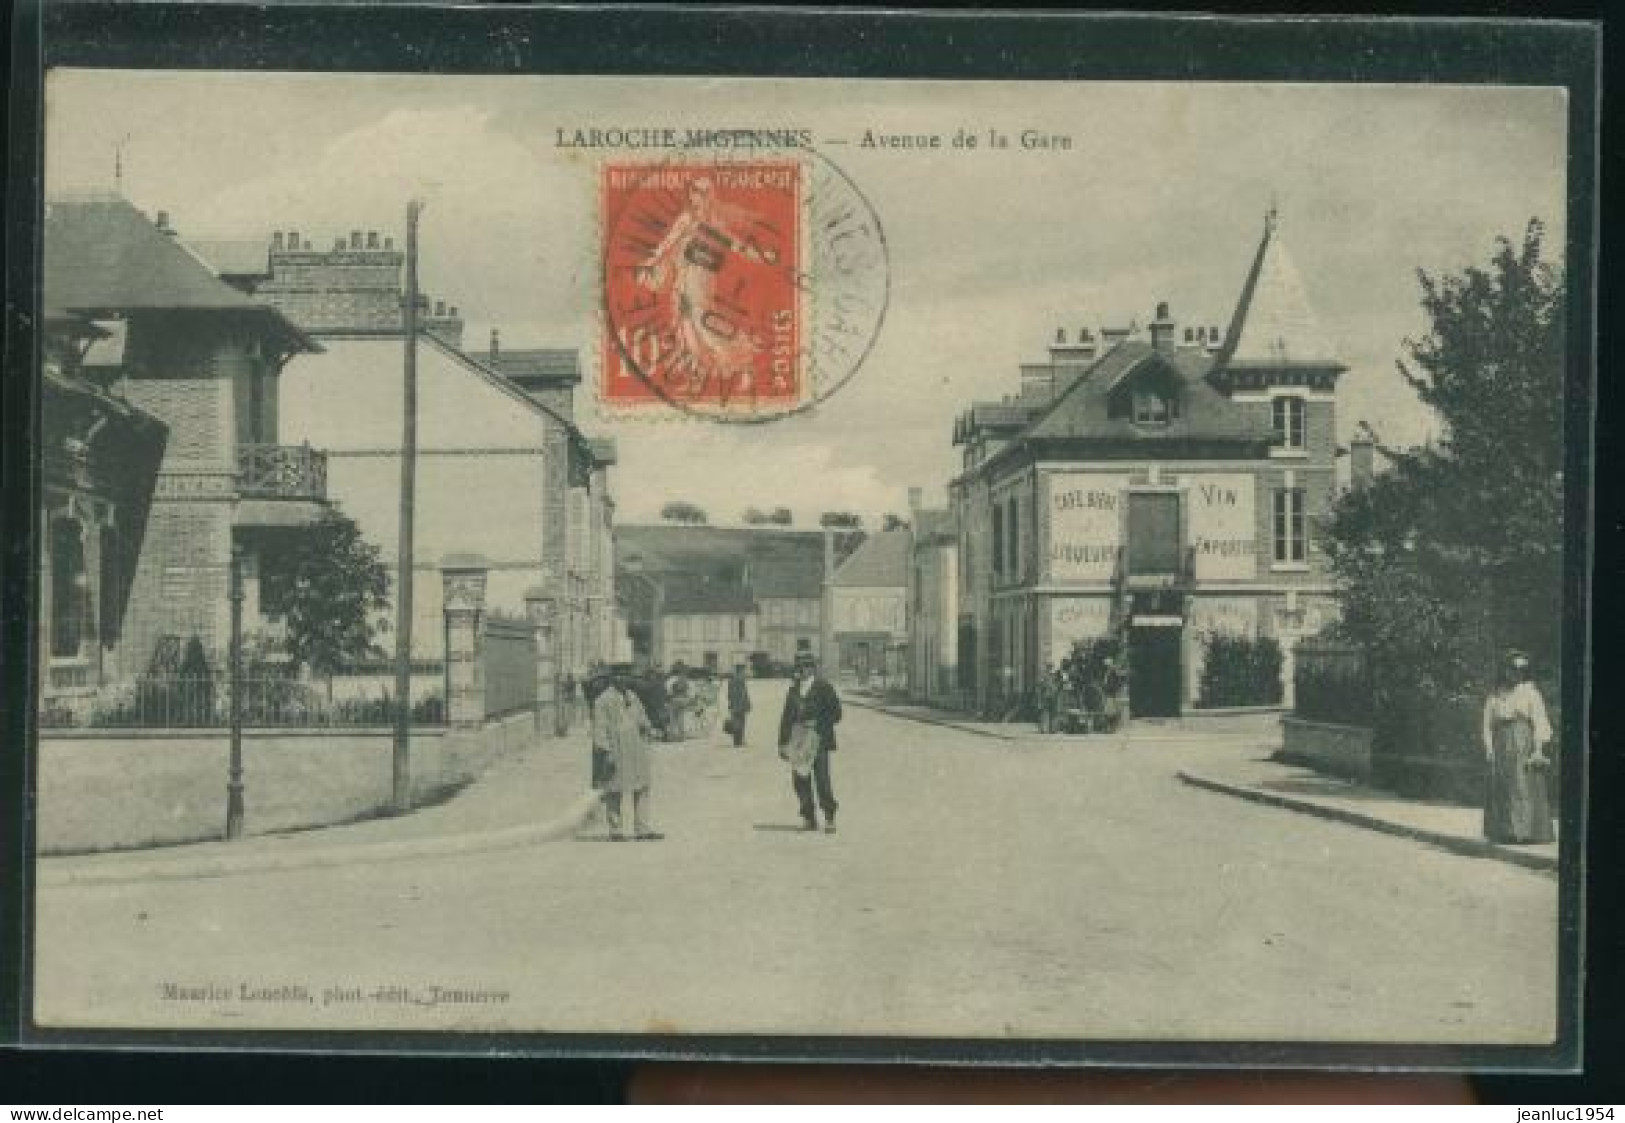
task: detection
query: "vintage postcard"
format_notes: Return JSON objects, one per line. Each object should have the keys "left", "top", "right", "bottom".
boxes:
{"left": 21, "top": 16, "right": 1592, "bottom": 1064}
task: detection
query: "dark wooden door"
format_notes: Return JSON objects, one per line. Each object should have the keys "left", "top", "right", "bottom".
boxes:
{"left": 1129, "top": 625, "right": 1182, "bottom": 718}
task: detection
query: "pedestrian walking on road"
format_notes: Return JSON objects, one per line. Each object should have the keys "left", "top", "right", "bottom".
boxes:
{"left": 1036, "top": 662, "right": 1058, "bottom": 734}
{"left": 726, "top": 662, "right": 752, "bottom": 747}
{"left": 591, "top": 673, "right": 663, "bottom": 841}
{"left": 778, "top": 650, "right": 842, "bottom": 833}
{"left": 1482, "top": 650, "right": 1555, "bottom": 845}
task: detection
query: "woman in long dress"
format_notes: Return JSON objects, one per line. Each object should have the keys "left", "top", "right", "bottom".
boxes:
{"left": 591, "top": 675, "right": 662, "bottom": 841}
{"left": 1482, "top": 651, "right": 1555, "bottom": 845}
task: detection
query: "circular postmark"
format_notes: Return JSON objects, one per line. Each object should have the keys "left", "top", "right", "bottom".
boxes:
{"left": 600, "top": 144, "right": 888, "bottom": 423}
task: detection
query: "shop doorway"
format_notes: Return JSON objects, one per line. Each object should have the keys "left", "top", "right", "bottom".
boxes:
{"left": 1129, "top": 624, "right": 1182, "bottom": 718}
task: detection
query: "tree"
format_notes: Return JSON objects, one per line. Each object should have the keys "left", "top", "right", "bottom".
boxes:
{"left": 742, "top": 507, "right": 770, "bottom": 525}
{"left": 661, "top": 501, "right": 709, "bottom": 525}
{"left": 1324, "top": 219, "right": 1565, "bottom": 695}
{"left": 260, "top": 508, "right": 391, "bottom": 689}
{"left": 819, "top": 511, "right": 862, "bottom": 529}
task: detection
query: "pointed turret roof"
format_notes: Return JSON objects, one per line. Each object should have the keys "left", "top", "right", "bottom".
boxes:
{"left": 1218, "top": 207, "right": 1341, "bottom": 369}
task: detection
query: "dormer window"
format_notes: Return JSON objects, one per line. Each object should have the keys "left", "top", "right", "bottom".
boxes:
{"left": 1132, "top": 388, "right": 1176, "bottom": 426}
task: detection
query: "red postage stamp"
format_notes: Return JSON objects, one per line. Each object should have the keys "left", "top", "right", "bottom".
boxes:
{"left": 601, "top": 161, "right": 803, "bottom": 414}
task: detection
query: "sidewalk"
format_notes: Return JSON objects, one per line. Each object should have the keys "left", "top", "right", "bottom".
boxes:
{"left": 847, "top": 693, "right": 1283, "bottom": 746}
{"left": 1177, "top": 752, "right": 1559, "bottom": 873}
{"left": 39, "top": 729, "right": 601, "bottom": 887}
{"left": 853, "top": 693, "right": 1558, "bottom": 873}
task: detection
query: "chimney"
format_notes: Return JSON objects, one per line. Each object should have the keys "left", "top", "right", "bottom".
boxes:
{"left": 271, "top": 231, "right": 284, "bottom": 251}
{"left": 1020, "top": 363, "right": 1056, "bottom": 403}
{"left": 350, "top": 230, "right": 363, "bottom": 249}
{"left": 1350, "top": 422, "right": 1377, "bottom": 489}
{"left": 1149, "top": 301, "right": 1177, "bottom": 352}
{"left": 154, "top": 210, "right": 173, "bottom": 234}
{"left": 1206, "top": 325, "right": 1223, "bottom": 353}
{"left": 434, "top": 300, "right": 446, "bottom": 317}
{"left": 489, "top": 327, "right": 501, "bottom": 359}
{"left": 367, "top": 231, "right": 380, "bottom": 249}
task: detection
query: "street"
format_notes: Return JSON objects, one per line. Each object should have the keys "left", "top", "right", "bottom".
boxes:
{"left": 33, "top": 684, "right": 1558, "bottom": 1044}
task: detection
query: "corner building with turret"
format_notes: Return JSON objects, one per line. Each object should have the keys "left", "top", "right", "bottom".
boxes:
{"left": 949, "top": 212, "right": 1361, "bottom": 718}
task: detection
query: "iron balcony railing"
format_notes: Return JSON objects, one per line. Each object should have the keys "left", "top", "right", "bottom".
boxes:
{"left": 237, "top": 442, "right": 328, "bottom": 501}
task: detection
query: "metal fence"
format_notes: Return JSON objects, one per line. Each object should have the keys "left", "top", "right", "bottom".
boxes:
{"left": 480, "top": 618, "right": 536, "bottom": 719}
{"left": 57, "top": 674, "right": 447, "bottom": 729}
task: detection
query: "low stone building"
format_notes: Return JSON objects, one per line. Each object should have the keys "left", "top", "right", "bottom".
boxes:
{"left": 830, "top": 528, "right": 910, "bottom": 686}
{"left": 616, "top": 524, "right": 831, "bottom": 669}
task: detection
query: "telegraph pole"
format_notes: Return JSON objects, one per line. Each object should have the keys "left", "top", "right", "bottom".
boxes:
{"left": 392, "top": 199, "right": 424, "bottom": 812}
{"left": 225, "top": 543, "right": 245, "bottom": 839}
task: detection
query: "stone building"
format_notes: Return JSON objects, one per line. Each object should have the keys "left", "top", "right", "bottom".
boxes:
{"left": 615, "top": 524, "right": 830, "bottom": 669}
{"left": 906, "top": 497, "right": 960, "bottom": 708}
{"left": 829, "top": 528, "right": 910, "bottom": 686}
{"left": 949, "top": 210, "right": 1348, "bottom": 718}
{"left": 214, "top": 230, "right": 622, "bottom": 682}
{"left": 41, "top": 194, "right": 323, "bottom": 692}
{"left": 36, "top": 307, "right": 168, "bottom": 715}
{"left": 650, "top": 577, "right": 760, "bottom": 672}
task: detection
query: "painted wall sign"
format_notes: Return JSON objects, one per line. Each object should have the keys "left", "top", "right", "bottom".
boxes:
{"left": 1187, "top": 473, "right": 1258, "bottom": 580}
{"left": 1190, "top": 596, "right": 1259, "bottom": 639}
{"left": 1046, "top": 473, "right": 1126, "bottom": 581}
{"left": 1048, "top": 596, "right": 1112, "bottom": 666}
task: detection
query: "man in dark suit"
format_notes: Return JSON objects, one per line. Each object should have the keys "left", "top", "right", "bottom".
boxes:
{"left": 778, "top": 650, "right": 843, "bottom": 833}
{"left": 726, "top": 662, "right": 752, "bottom": 748}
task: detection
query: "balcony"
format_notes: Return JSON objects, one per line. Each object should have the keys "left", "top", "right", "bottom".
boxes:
{"left": 238, "top": 443, "right": 328, "bottom": 502}
{"left": 235, "top": 443, "right": 329, "bottom": 530}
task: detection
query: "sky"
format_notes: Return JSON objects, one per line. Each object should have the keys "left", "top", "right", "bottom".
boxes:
{"left": 45, "top": 71, "right": 1567, "bottom": 526}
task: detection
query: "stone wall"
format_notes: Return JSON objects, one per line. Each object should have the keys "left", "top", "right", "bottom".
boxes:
{"left": 1280, "top": 716, "right": 1373, "bottom": 782}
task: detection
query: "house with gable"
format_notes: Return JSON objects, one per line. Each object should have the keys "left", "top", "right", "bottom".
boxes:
{"left": 829, "top": 527, "right": 911, "bottom": 686}
{"left": 949, "top": 209, "right": 1357, "bottom": 718}
{"left": 210, "top": 227, "right": 623, "bottom": 682}
{"left": 40, "top": 193, "right": 323, "bottom": 708}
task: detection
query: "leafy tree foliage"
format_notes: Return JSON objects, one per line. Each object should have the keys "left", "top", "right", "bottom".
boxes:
{"left": 660, "top": 501, "right": 709, "bottom": 525}
{"left": 260, "top": 508, "right": 391, "bottom": 681}
{"left": 1323, "top": 220, "right": 1564, "bottom": 701}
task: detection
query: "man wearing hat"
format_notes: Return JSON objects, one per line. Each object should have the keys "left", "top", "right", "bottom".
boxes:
{"left": 778, "top": 650, "right": 843, "bottom": 833}
{"left": 726, "top": 661, "right": 753, "bottom": 748}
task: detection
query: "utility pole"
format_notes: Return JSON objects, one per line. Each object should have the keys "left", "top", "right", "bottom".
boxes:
{"left": 392, "top": 198, "right": 424, "bottom": 812}
{"left": 225, "top": 543, "right": 245, "bottom": 839}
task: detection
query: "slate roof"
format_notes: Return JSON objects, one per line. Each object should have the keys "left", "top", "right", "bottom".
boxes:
{"left": 186, "top": 237, "right": 272, "bottom": 280}
{"left": 486, "top": 349, "right": 582, "bottom": 385}
{"left": 1217, "top": 212, "right": 1342, "bottom": 369}
{"left": 44, "top": 195, "right": 314, "bottom": 352}
{"left": 661, "top": 575, "right": 758, "bottom": 615}
{"left": 831, "top": 529, "right": 910, "bottom": 589}
{"left": 1020, "top": 341, "right": 1271, "bottom": 446}
{"left": 617, "top": 524, "right": 826, "bottom": 602}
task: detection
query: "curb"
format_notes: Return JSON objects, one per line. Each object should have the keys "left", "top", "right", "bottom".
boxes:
{"left": 39, "top": 790, "right": 604, "bottom": 888}
{"left": 845, "top": 697, "right": 1016, "bottom": 741}
{"left": 1176, "top": 770, "right": 1557, "bottom": 873}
